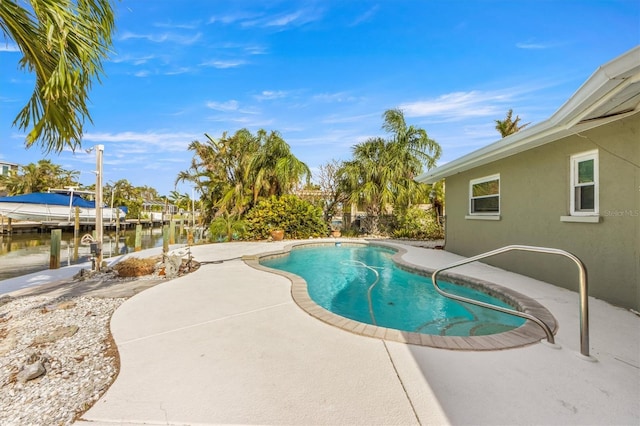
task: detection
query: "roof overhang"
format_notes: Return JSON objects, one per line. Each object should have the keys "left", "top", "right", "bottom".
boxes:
{"left": 416, "top": 46, "right": 640, "bottom": 184}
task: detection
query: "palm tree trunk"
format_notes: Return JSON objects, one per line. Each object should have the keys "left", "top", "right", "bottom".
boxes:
{"left": 364, "top": 204, "right": 381, "bottom": 235}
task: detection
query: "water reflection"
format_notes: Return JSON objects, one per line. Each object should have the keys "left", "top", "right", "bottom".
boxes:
{"left": 0, "top": 227, "right": 203, "bottom": 281}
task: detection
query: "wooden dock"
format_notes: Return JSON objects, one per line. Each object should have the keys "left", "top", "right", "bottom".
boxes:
{"left": 0, "top": 218, "right": 167, "bottom": 235}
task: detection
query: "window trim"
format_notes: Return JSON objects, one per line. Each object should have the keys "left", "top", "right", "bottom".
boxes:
{"left": 469, "top": 174, "right": 500, "bottom": 216}
{"left": 569, "top": 150, "right": 599, "bottom": 216}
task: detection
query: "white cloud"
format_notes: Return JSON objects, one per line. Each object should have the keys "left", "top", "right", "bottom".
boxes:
{"left": 312, "top": 92, "right": 359, "bottom": 103}
{"left": 0, "top": 43, "right": 19, "bottom": 52}
{"left": 255, "top": 90, "right": 290, "bottom": 100}
{"left": 111, "top": 54, "right": 156, "bottom": 65}
{"left": 399, "top": 91, "right": 514, "bottom": 120}
{"left": 83, "top": 131, "right": 200, "bottom": 152}
{"left": 208, "top": 12, "right": 259, "bottom": 25}
{"left": 153, "top": 21, "right": 201, "bottom": 30}
{"left": 322, "top": 112, "right": 379, "bottom": 124}
{"left": 241, "top": 8, "right": 323, "bottom": 29}
{"left": 165, "top": 67, "right": 192, "bottom": 75}
{"left": 265, "top": 12, "right": 303, "bottom": 27}
{"left": 515, "top": 39, "right": 566, "bottom": 50}
{"left": 245, "top": 45, "right": 268, "bottom": 55}
{"left": 206, "top": 100, "right": 240, "bottom": 112}
{"left": 200, "top": 59, "right": 247, "bottom": 69}
{"left": 350, "top": 5, "right": 379, "bottom": 26}
{"left": 119, "top": 31, "right": 202, "bottom": 45}
{"left": 516, "top": 42, "right": 549, "bottom": 49}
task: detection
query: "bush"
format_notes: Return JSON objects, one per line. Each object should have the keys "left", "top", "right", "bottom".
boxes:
{"left": 393, "top": 206, "right": 443, "bottom": 240}
{"left": 245, "top": 195, "right": 327, "bottom": 239}
{"left": 208, "top": 213, "right": 246, "bottom": 242}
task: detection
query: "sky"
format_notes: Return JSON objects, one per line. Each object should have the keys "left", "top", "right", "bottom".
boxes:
{"left": 1, "top": 0, "right": 639, "bottom": 196}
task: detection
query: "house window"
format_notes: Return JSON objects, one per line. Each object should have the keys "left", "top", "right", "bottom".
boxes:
{"left": 1, "top": 165, "right": 8, "bottom": 176}
{"left": 570, "top": 150, "right": 598, "bottom": 216}
{"left": 469, "top": 174, "right": 500, "bottom": 215}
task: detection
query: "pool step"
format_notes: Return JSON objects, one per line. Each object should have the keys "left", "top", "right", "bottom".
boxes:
{"left": 416, "top": 317, "right": 516, "bottom": 336}
{"left": 415, "top": 316, "right": 468, "bottom": 335}
{"left": 445, "top": 321, "right": 516, "bottom": 336}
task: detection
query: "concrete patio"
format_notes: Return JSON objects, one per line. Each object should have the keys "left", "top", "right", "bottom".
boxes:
{"left": 71, "top": 240, "right": 638, "bottom": 425}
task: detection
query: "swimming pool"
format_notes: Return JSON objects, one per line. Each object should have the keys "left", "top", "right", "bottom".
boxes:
{"left": 253, "top": 242, "right": 557, "bottom": 350}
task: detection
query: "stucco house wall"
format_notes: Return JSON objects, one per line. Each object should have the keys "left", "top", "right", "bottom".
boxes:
{"left": 443, "top": 113, "right": 639, "bottom": 310}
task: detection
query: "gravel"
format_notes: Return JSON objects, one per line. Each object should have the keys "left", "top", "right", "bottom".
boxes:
{"left": 0, "top": 295, "right": 125, "bottom": 425}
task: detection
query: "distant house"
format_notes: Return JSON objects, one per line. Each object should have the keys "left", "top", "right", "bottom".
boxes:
{"left": 416, "top": 47, "right": 640, "bottom": 311}
{"left": 0, "top": 161, "right": 19, "bottom": 196}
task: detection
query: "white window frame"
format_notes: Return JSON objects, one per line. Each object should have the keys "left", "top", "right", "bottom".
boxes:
{"left": 570, "top": 150, "right": 599, "bottom": 216}
{"left": 469, "top": 174, "right": 500, "bottom": 216}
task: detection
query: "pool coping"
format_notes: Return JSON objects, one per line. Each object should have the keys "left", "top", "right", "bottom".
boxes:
{"left": 244, "top": 240, "right": 558, "bottom": 351}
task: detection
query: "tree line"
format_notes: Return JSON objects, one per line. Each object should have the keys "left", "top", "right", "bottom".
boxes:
{"left": 1, "top": 1, "right": 530, "bottom": 240}
{"left": 1, "top": 107, "right": 529, "bottom": 240}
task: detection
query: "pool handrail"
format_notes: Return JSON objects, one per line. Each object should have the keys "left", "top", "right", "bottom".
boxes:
{"left": 431, "top": 245, "right": 590, "bottom": 357}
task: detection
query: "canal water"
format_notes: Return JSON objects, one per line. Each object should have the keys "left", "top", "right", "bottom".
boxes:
{"left": 0, "top": 227, "right": 205, "bottom": 281}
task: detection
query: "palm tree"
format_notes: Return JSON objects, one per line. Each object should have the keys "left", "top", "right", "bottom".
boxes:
{"left": 110, "top": 179, "right": 142, "bottom": 218}
{"left": 0, "top": 0, "right": 115, "bottom": 153}
{"left": 341, "top": 109, "right": 441, "bottom": 234}
{"left": 168, "top": 190, "right": 191, "bottom": 212}
{"left": 177, "top": 130, "right": 258, "bottom": 218}
{"left": 341, "top": 137, "right": 394, "bottom": 235}
{"left": 177, "top": 129, "right": 310, "bottom": 221}
{"left": 382, "top": 109, "right": 441, "bottom": 171}
{"left": 209, "top": 212, "right": 245, "bottom": 242}
{"left": 250, "top": 129, "right": 311, "bottom": 201}
{"left": 0, "top": 159, "right": 79, "bottom": 194}
{"left": 495, "top": 109, "right": 530, "bottom": 138}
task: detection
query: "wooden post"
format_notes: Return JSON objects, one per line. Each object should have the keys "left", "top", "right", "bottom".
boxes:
{"left": 169, "top": 220, "right": 176, "bottom": 244}
{"left": 163, "top": 224, "right": 169, "bottom": 254}
{"left": 135, "top": 224, "right": 142, "bottom": 252}
{"left": 7, "top": 217, "right": 12, "bottom": 235}
{"left": 73, "top": 207, "right": 80, "bottom": 261}
{"left": 95, "top": 144, "right": 104, "bottom": 271}
{"left": 50, "top": 229, "right": 61, "bottom": 269}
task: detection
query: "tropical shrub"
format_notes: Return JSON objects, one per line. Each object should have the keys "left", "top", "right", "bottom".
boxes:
{"left": 209, "top": 213, "right": 246, "bottom": 242}
{"left": 245, "top": 195, "right": 327, "bottom": 239}
{"left": 393, "top": 206, "right": 443, "bottom": 240}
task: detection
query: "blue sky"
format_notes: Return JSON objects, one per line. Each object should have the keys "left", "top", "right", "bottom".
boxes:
{"left": 1, "top": 0, "right": 638, "bottom": 196}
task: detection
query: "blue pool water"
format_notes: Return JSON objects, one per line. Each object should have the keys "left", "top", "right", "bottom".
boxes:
{"left": 261, "top": 244, "right": 525, "bottom": 336}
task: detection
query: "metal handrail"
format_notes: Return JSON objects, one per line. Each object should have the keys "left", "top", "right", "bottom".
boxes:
{"left": 431, "top": 245, "right": 590, "bottom": 357}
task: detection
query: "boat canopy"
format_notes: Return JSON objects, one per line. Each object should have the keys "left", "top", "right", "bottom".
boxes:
{"left": 0, "top": 192, "right": 96, "bottom": 208}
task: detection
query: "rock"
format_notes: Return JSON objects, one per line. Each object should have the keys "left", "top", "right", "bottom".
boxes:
{"left": 165, "top": 255, "right": 182, "bottom": 278}
{"left": 0, "top": 330, "right": 17, "bottom": 356}
{"left": 56, "top": 301, "right": 77, "bottom": 310}
{"left": 33, "top": 325, "right": 79, "bottom": 345}
{"left": 0, "top": 295, "right": 14, "bottom": 307}
{"left": 17, "top": 361, "right": 46, "bottom": 383}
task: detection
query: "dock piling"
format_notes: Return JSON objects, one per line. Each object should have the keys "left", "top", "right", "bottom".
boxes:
{"left": 49, "top": 229, "right": 61, "bottom": 269}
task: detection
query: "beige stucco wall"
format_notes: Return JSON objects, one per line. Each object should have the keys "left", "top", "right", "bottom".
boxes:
{"left": 444, "top": 112, "right": 639, "bottom": 311}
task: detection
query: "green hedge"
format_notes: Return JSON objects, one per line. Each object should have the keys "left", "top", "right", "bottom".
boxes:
{"left": 245, "top": 195, "right": 328, "bottom": 239}
{"left": 393, "top": 206, "right": 443, "bottom": 240}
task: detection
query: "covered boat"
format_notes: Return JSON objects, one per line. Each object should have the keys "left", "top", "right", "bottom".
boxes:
{"left": 0, "top": 189, "right": 126, "bottom": 224}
